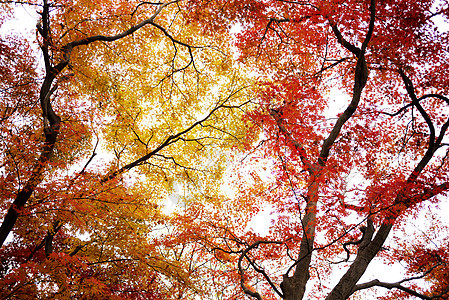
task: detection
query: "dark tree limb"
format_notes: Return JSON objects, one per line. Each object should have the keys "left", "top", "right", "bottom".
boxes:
{"left": 0, "top": 0, "right": 61, "bottom": 247}
{"left": 269, "top": 109, "right": 316, "bottom": 174}
{"left": 399, "top": 69, "right": 436, "bottom": 155}
{"left": 354, "top": 279, "right": 433, "bottom": 299}
{"left": 238, "top": 240, "right": 285, "bottom": 299}
{"left": 44, "top": 220, "right": 63, "bottom": 258}
{"left": 338, "top": 222, "right": 371, "bottom": 263}
{"left": 353, "top": 266, "right": 449, "bottom": 300}
{"left": 398, "top": 70, "right": 449, "bottom": 184}
{"left": 319, "top": 5, "right": 373, "bottom": 165}
{"left": 25, "top": 220, "right": 63, "bottom": 261}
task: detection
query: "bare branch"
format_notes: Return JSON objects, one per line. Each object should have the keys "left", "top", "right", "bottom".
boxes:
{"left": 399, "top": 69, "right": 436, "bottom": 154}
{"left": 354, "top": 279, "right": 433, "bottom": 299}
{"left": 329, "top": 21, "right": 360, "bottom": 57}
{"left": 353, "top": 267, "right": 449, "bottom": 300}
{"left": 313, "top": 57, "right": 349, "bottom": 77}
{"left": 61, "top": 1, "right": 178, "bottom": 61}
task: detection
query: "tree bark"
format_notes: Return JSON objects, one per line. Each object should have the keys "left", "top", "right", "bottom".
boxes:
{"left": 325, "top": 221, "right": 392, "bottom": 300}
{"left": 0, "top": 74, "right": 61, "bottom": 247}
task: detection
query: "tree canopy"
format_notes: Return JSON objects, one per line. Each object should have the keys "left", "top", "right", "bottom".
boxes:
{"left": 1, "top": 0, "right": 449, "bottom": 299}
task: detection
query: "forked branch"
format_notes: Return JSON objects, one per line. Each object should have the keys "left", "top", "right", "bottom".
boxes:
{"left": 238, "top": 240, "right": 285, "bottom": 299}
{"left": 353, "top": 264, "right": 449, "bottom": 300}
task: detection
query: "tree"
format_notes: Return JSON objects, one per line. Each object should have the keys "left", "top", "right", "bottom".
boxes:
{"left": 0, "top": 0, "right": 252, "bottom": 298}
{"left": 2, "top": 0, "right": 449, "bottom": 299}
{"left": 177, "top": 0, "right": 449, "bottom": 299}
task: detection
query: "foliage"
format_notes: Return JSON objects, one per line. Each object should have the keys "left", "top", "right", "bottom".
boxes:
{"left": 1, "top": 0, "right": 449, "bottom": 299}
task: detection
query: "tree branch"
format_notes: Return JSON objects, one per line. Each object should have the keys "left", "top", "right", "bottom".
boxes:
{"left": 399, "top": 69, "right": 436, "bottom": 155}
{"left": 269, "top": 108, "right": 315, "bottom": 174}
{"left": 101, "top": 88, "right": 248, "bottom": 182}
{"left": 319, "top": 0, "right": 374, "bottom": 165}
{"left": 354, "top": 279, "right": 433, "bottom": 299}
{"left": 353, "top": 267, "right": 449, "bottom": 300}
{"left": 61, "top": 1, "right": 179, "bottom": 62}
{"left": 238, "top": 240, "right": 285, "bottom": 299}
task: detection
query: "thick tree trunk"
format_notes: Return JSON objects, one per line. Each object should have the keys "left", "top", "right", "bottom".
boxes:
{"left": 325, "top": 222, "right": 392, "bottom": 300}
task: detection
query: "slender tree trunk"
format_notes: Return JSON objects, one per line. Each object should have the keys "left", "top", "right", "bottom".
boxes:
{"left": 281, "top": 176, "right": 320, "bottom": 300}
{"left": 0, "top": 75, "right": 61, "bottom": 247}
